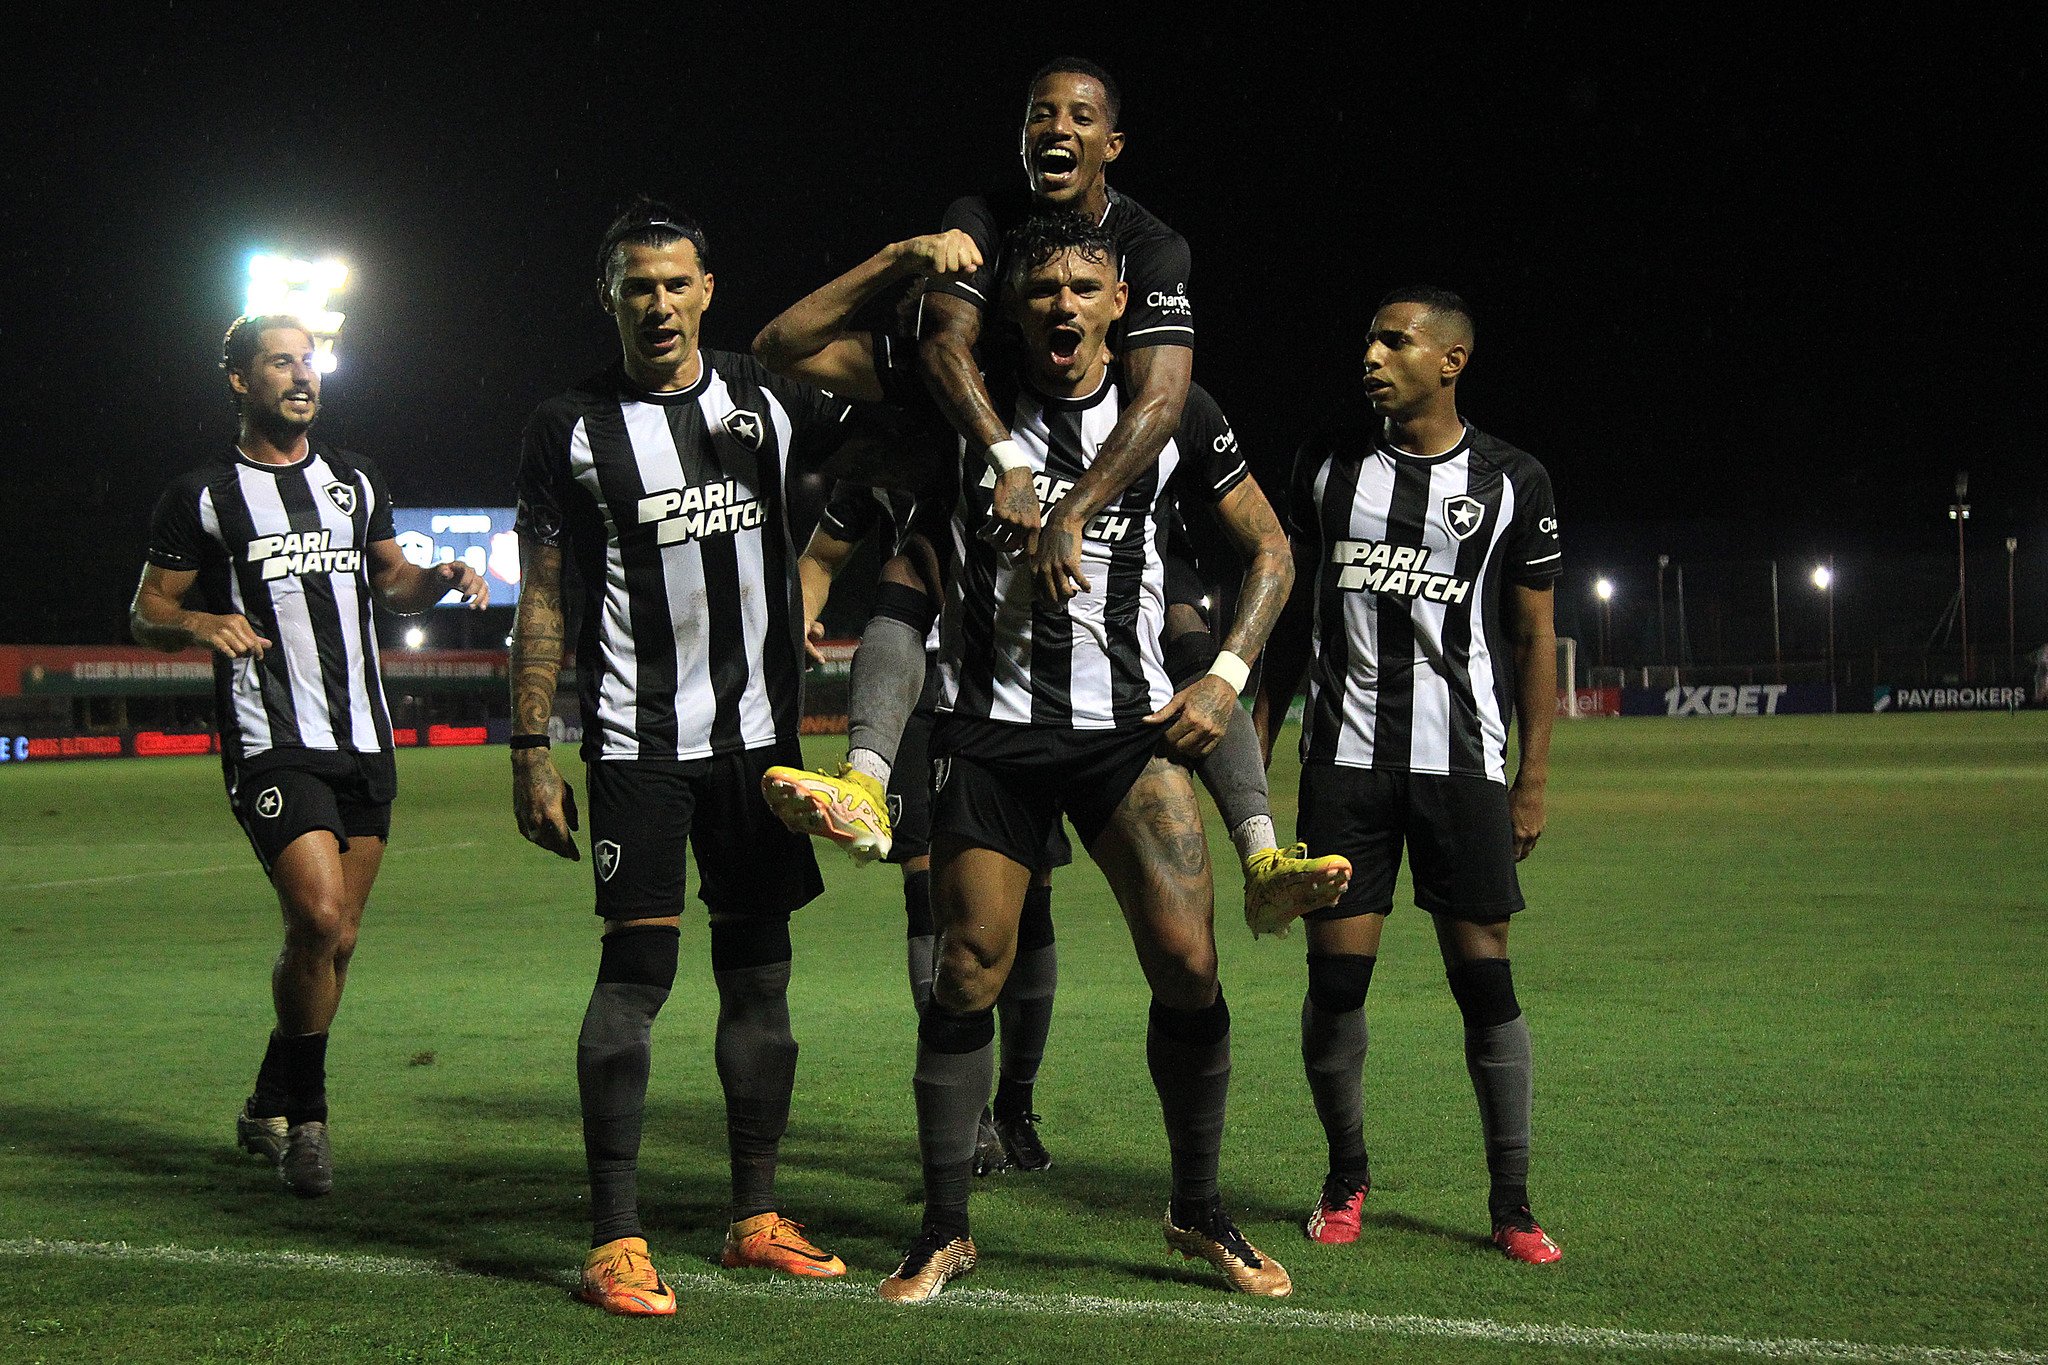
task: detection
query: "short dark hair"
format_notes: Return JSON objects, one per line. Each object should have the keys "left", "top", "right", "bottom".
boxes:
{"left": 596, "top": 196, "right": 709, "bottom": 303}
{"left": 1377, "top": 285, "right": 1475, "bottom": 345}
{"left": 1027, "top": 57, "right": 1122, "bottom": 128}
{"left": 221, "top": 313, "right": 311, "bottom": 408}
{"left": 1005, "top": 211, "right": 1120, "bottom": 284}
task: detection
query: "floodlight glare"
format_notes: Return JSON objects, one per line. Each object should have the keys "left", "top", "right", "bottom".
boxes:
{"left": 1594, "top": 578, "right": 1615, "bottom": 602}
{"left": 1811, "top": 565, "right": 1832, "bottom": 591}
{"left": 403, "top": 626, "right": 426, "bottom": 649}
{"left": 244, "top": 251, "right": 350, "bottom": 369}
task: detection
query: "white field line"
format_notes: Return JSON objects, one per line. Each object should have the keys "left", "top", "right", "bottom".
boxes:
{"left": 1, "top": 1237, "right": 2040, "bottom": 1364}
{"left": 3, "top": 840, "right": 478, "bottom": 892}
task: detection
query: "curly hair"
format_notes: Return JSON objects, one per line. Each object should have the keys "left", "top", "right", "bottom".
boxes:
{"left": 1003, "top": 211, "right": 1120, "bottom": 285}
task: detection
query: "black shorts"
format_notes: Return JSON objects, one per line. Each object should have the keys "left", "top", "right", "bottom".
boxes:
{"left": 930, "top": 716, "right": 1157, "bottom": 868}
{"left": 586, "top": 739, "right": 824, "bottom": 921}
{"left": 227, "top": 747, "right": 396, "bottom": 875}
{"left": 1297, "top": 764, "right": 1524, "bottom": 923}
{"left": 889, "top": 704, "right": 1073, "bottom": 870}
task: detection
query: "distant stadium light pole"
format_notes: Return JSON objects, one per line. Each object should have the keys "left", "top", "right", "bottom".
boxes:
{"left": 1950, "top": 471, "right": 1971, "bottom": 681}
{"left": 1656, "top": 554, "right": 1670, "bottom": 667}
{"left": 1813, "top": 560, "right": 1835, "bottom": 707}
{"left": 1594, "top": 577, "right": 1615, "bottom": 668}
{"left": 1769, "top": 559, "right": 1783, "bottom": 683}
{"left": 2008, "top": 536, "right": 2019, "bottom": 681}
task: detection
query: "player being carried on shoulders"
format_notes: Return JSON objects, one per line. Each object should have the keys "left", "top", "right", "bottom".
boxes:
{"left": 762, "top": 56, "right": 1346, "bottom": 939}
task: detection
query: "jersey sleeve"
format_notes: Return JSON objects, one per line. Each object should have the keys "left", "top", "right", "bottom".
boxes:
{"left": 1502, "top": 457, "right": 1562, "bottom": 586}
{"left": 764, "top": 370, "right": 855, "bottom": 475}
{"left": 816, "top": 479, "right": 880, "bottom": 546}
{"left": 930, "top": 195, "right": 1001, "bottom": 315}
{"left": 1284, "top": 432, "right": 1326, "bottom": 545}
{"left": 145, "top": 477, "right": 208, "bottom": 571}
{"left": 1117, "top": 229, "right": 1194, "bottom": 351}
{"left": 1171, "top": 386, "right": 1249, "bottom": 504}
{"left": 353, "top": 454, "right": 397, "bottom": 542}
{"left": 870, "top": 331, "right": 931, "bottom": 413}
{"left": 514, "top": 401, "right": 576, "bottom": 549}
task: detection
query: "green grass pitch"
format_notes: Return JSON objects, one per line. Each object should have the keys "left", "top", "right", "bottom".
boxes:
{"left": 2, "top": 716, "right": 2043, "bottom": 1364}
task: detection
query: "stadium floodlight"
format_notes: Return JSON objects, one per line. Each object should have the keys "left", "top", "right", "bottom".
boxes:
{"left": 1594, "top": 578, "right": 1614, "bottom": 602}
{"left": 245, "top": 252, "right": 350, "bottom": 373}
{"left": 1811, "top": 564, "right": 1832, "bottom": 591}
{"left": 403, "top": 626, "right": 426, "bottom": 650}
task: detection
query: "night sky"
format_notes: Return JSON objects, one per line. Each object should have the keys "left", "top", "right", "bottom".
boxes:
{"left": 2, "top": 11, "right": 2037, "bottom": 657}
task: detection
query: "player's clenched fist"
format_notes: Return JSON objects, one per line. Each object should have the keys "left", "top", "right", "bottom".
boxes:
{"left": 898, "top": 230, "right": 982, "bottom": 284}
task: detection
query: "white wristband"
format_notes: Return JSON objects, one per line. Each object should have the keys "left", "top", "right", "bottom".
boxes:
{"left": 986, "top": 438, "right": 1030, "bottom": 474}
{"left": 1207, "top": 650, "right": 1252, "bottom": 695}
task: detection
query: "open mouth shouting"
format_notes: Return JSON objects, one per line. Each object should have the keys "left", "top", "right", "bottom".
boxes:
{"left": 1048, "top": 323, "right": 1085, "bottom": 368}
{"left": 1033, "top": 141, "right": 1080, "bottom": 189}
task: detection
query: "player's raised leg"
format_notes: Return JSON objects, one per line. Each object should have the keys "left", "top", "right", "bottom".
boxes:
{"left": 1090, "top": 757, "right": 1290, "bottom": 1297}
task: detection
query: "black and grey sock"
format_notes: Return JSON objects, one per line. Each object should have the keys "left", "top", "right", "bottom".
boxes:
{"left": 847, "top": 605, "right": 931, "bottom": 770}
{"left": 578, "top": 925, "right": 679, "bottom": 1247}
{"left": 914, "top": 1004, "right": 996, "bottom": 1239}
{"left": 904, "top": 868, "right": 936, "bottom": 1015}
{"left": 252, "top": 1030, "right": 292, "bottom": 1116}
{"left": 712, "top": 918, "right": 798, "bottom": 1220}
{"left": 993, "top": 884, "right": 1055, "bottom": 1118}
{"left": 1146, "top": 993, "right": 1232, "bottom": 1215}
{"left": 1447, "top": 957, "right": 1533, "bottom": 1223}
{"left": 1304, "top": 952, "right": 1374, "bottom": 1184}
{"left": 1195, "top": 705, "right": 1273, "bottom": 841}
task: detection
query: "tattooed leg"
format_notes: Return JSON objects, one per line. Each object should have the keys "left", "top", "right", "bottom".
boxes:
{"left": 1089, "top": 758, "right": 1231, "bottom": 1221}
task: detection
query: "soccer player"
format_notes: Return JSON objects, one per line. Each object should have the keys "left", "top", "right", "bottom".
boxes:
{"left": 508, "top": 201, "right": 966, "bottom": 1316}
{"left": 748, "top": 211, "right": 1299, "bottom": 1300}
{"left": 1253, "top": 287, "right": 1565, "bottom": 1264}
{"left": 130, "top": 314, "right": 488, "bottom": 1198}
{"left": 765, "top": 56, "right": 1345, "bottom": 939}
{"left": 789, "top": 479, "right": 1069, "bottom": 1175}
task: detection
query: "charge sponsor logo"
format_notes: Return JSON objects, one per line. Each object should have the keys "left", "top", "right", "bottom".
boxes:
{"left": 1874, "top": 685, "right": 2028, "bottom": 712}
{"left": 931, "top": 756, "right": 952, "bottom": 794}
{"left": 1213, "top": 429, "right": 1239, "bottom": 455}
{"left": 246, "top": 529, "right": 363, "bottom": 581}
{"left": 1538, "top": 515, "right": 1559, "bottom": 535}
{"left": 976, "top": 466, "right": 1137, "bottom": 542}
{"left": 1146, "top": 282, "right": 1192, "bottom": 315}
{"left": 595, "top": 840, "right": 622, "bottom": 882}
{"left": 635, "top": 480, "right": 766, "bottom": 546}
{"left": 1329, "top": 539, "right": 1470, "bottom": 603}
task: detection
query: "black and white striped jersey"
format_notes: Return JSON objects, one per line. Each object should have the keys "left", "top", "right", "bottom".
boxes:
{"left": 515, "top": 352, "right": 849, "bottom": 762}
{"left": 1288, "top": 408, "right": 1561, "bottom": 782}
{"left": 935, "top": 371, "right": 1249, "bottom": 730}
{"left": 146, "top": 444, "right": 397, "bottom": 764}
{"left": 933, "top": 186, "right": 1194, "bottom": 355}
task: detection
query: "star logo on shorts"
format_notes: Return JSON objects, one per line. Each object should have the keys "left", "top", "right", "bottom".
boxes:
{"left": 887, "top": 794, "right": 903, "bottom": 824}
{"left": 1442, "top": 494, "right": 1485, "bottom": 542}
{"left": 325, "top": 482, "right": 358, "bottom": 517}
{"left": 722, "top": 409, "right": 765, "bottom": 451}
{"left": 255, "top": 786, "right": 284, "bottom": 819}
{"left": 595, "top": 840, "right": 622, "bottom": 882}
{"left": 931, "top": 757, "right": 951, "bottom": 794}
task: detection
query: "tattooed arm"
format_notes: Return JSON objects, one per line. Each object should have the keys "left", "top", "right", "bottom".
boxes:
{"left": 1146, "top": 477, "right": 1294, "bottom": 760}
{"left": 510, "top": 535, "right": 580, "bottom": 861}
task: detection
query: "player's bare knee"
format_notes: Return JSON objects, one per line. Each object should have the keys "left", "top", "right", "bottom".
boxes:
{"left": 933, "top": 940, "right": 1005, "bottom": 1013}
